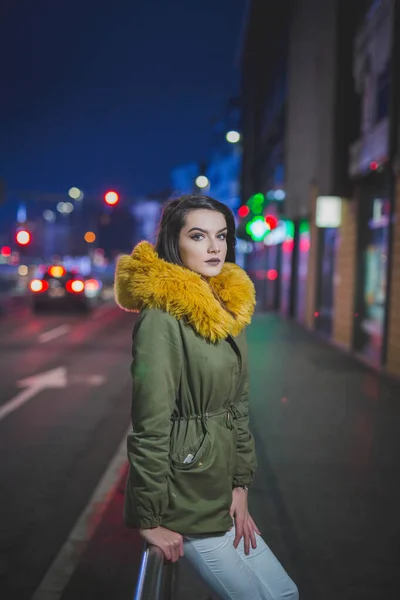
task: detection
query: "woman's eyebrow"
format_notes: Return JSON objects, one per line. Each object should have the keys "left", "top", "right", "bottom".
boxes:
{"left": 187, "top": 227, "right": 228, "bottom": 234}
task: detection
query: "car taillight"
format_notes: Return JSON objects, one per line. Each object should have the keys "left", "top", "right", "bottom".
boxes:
{"left": 30, "top": 279, "right": 49, "bottom": 293}
{"left": 85, "top": 279, "right": 100, "bottom": 291}
{"left": 66, "top": 279, "right": 85, "bottom": 293}
{"left": 48, "top": 265, "right": 66, "bottom": 278}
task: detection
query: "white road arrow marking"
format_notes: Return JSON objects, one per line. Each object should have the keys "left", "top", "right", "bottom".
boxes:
{"left": 0, "top": 367, "right": 67, "bottom": 423}
{"left": 85, "top": 374, "right": 106, "bottom": 386}
{"left": 68, "top": 374, "right": 106, "bottom": 386}
{"left": 39, "top": 324, "right": 71, "bottom": 343}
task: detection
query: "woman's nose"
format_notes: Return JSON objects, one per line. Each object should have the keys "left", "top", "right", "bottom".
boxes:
{"left": 208, "top": 242, "right": 220, "bottom": 254}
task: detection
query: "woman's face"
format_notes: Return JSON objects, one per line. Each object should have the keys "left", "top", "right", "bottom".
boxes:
{"left": 178, "top": 209, "right": 228, "bottom": 277}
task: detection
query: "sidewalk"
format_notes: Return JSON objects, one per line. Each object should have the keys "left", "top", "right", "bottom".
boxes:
{"left": 246, "top": 314, "right": 400, "bottom": 600}
{"left": 60, "top": 314, "right": 400, "bottom": 600}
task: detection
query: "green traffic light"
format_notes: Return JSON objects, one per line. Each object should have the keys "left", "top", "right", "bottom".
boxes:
{"left": 247, "top": 193, "right": 265, "bottom": 210}
{"left": 246, "top": 216, "right": 270, "bottom": 241}
{"left": 284, "top": 220, "right": 295, "bottom": 239}
{"left": 299, "top": 220, "right": 309, "bottom": 235}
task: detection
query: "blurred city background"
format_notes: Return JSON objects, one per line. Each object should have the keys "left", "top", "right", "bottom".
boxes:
{"left": 1, "top": 1, "right": 400, "bottom": 599}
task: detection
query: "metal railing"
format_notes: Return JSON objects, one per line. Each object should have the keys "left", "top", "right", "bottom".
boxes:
{"left": 134, "top": 544, "right": 178, "bottom": 600}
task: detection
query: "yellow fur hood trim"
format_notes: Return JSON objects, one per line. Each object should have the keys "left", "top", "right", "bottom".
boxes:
{"left": 114, "top": 241, "right": 256, "bottom": 342}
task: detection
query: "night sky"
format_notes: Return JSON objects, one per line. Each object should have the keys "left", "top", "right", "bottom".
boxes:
{"left": 0, "top": 0, "right": 246, "bottom": 198}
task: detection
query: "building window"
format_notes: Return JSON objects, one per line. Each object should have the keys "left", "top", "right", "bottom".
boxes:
{"left": 376, "top": 62, "right": 390, "bottom": 123}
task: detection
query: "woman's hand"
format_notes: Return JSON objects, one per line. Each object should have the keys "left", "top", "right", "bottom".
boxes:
{"left": 139, "top": 526, "right": 184, "bottom": 563}
{"left": 230, "top": 487, "right": 261, "bottom": 555}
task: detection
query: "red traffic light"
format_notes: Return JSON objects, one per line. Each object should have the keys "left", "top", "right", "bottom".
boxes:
{"left": 1, "top": 245, "right": 11, "bottom": 256}
{"left": 104, "top": 190, "right": 119, "bottom": 206}
{"left": 238, "top": 205, "right": 250, "bottom": 218}
{"left": 265, "top": 215, "right": 278, "bottom": 230}
{"left": 16, "top": 229, "right": 31, "bottom": 246}
{"left": 267, "top": 269, "right": 279, "bottom": 281}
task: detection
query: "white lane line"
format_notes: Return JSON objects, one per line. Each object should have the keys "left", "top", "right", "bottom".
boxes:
{"left": 39, "top": 325, "right": 71, "bottom": 344}
{"left": 31, "top": 426, "right": 130, "bottom": 600}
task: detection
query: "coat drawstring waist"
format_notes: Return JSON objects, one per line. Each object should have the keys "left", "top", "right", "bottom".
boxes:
{"left": 171, "top": 404, "right": 242, "bottom": 430}
{"left": 225, "top": 404, "right": 242, "bottom": 430}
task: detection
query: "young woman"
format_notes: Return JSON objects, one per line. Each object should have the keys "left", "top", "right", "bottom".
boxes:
{"left": 115, "top": 195, "right": 298, "bottom": 600}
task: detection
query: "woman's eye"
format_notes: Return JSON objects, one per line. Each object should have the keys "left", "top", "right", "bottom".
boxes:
{"left": 191, "top": 234, "right": 204, "bottom": 241}
{"left": 218, "top": 233, "right": 227, "bottom": 240}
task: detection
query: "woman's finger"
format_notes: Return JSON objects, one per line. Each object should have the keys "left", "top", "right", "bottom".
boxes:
{"left": 249, "top": 515, "right": 261, "bottom": 536}
{"left": 162, "top": 544, "right": 172, "bottom": 562}
{"left": 174, "top": 539, "right": 182, "bottom": 562}
{"left": 173, "top": 544, "right": 179, "bottom": 562}
{"left": 249, "top": 526, "right": 257, "bottom": 549}
{"left": 243, "top": 528, "right": 251, "bottom": 555}
{"left": 233, "top": 519, "right": 244, "bottom": 548}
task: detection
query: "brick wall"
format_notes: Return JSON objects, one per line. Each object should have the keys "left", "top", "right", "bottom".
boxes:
{"left": 332, "top": 199, "right": 357, "bottom": 349}
{"left": 305, "top": 184, "right": 318, "bottom": 329}
{"left": 386, "top": 177, "right": 400, "bottom": 377}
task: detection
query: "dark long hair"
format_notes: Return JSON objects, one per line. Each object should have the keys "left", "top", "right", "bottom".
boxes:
{"left": 155, "top": 194, "right": 236, "bottom": 265}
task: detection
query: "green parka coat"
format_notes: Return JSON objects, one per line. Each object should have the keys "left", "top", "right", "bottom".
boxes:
{"left": 115, "top": 241, "right": 257, "bottom": 535}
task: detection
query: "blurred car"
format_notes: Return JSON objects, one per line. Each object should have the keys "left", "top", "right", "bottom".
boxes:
{"left": 29, "top": 265, "right": 102, "bottom": 312}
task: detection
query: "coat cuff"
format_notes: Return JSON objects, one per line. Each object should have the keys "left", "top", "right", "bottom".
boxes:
{"left": 136, "top": 515, "right": 163, "bottom": 530}
{"left": 232, "top": 473, "right": 253, "bottom": 488}
{"left": 124, "top": 509, "right": 163, "bottom": 530}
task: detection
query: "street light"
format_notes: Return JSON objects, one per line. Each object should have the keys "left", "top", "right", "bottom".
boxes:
{"left": 195, "top": 175, "right": 210, "bottom": 189}
{"left": 18, "top": 265, "right": 28, "bottom": 276}
{"left": 68, "top": 187, "right": 84, "bottom": 201}
{"left": 57, "top": 202, "right": 74, "bottom": 214}
{"left": 43, "top": 209, "right": 56, "bottom": 222}
{"left": 226, "top": 131, "right": 241, "bottom": 144}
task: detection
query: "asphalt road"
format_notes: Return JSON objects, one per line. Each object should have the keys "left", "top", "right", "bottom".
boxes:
{"left": 2, "top": 305, "right": 400, "bottom": 600}
{"left": 0, "top": 301, "right": 137, "bottom": 600}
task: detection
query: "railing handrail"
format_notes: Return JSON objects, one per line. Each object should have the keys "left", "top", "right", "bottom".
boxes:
{"left": 134, "top": 543, "right": 178, "bottom": 600}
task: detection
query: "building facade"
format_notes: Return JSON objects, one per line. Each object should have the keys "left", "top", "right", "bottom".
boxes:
{"left": 240, "top": 0, "right": 400, "bottom": 378}
{"left": 284, "top": 0, "right": 365, "bottom": 331}
{"left": 239, "top": 0, "right": 291, "bottom": 309}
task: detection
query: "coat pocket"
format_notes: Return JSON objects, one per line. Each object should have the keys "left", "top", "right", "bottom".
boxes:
{"left": 170, "top": 430, "right": 212, "bottom": 471}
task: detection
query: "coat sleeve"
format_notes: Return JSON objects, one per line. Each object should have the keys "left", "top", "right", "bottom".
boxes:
{"left": 124, "top": 309, "right": 181, "bottom": 529}
{"left": 233, "top": 339, "right": 257, "bottom": 488}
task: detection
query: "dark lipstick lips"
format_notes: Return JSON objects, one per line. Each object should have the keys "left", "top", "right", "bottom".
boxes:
{"left": 206, "top": 258, "right": 220, "bottom": 263}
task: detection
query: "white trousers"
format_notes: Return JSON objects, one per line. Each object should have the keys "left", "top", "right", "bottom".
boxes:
{"left": 183, "top": 527, "right": 299, "bottom": 600}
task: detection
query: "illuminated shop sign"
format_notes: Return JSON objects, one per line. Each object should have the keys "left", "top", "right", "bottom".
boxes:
{"left": 316, "top": 196, "right": 342, "bottom": 228}
{"left": 369, "top": 197, "right": 390, "bottom": 229}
